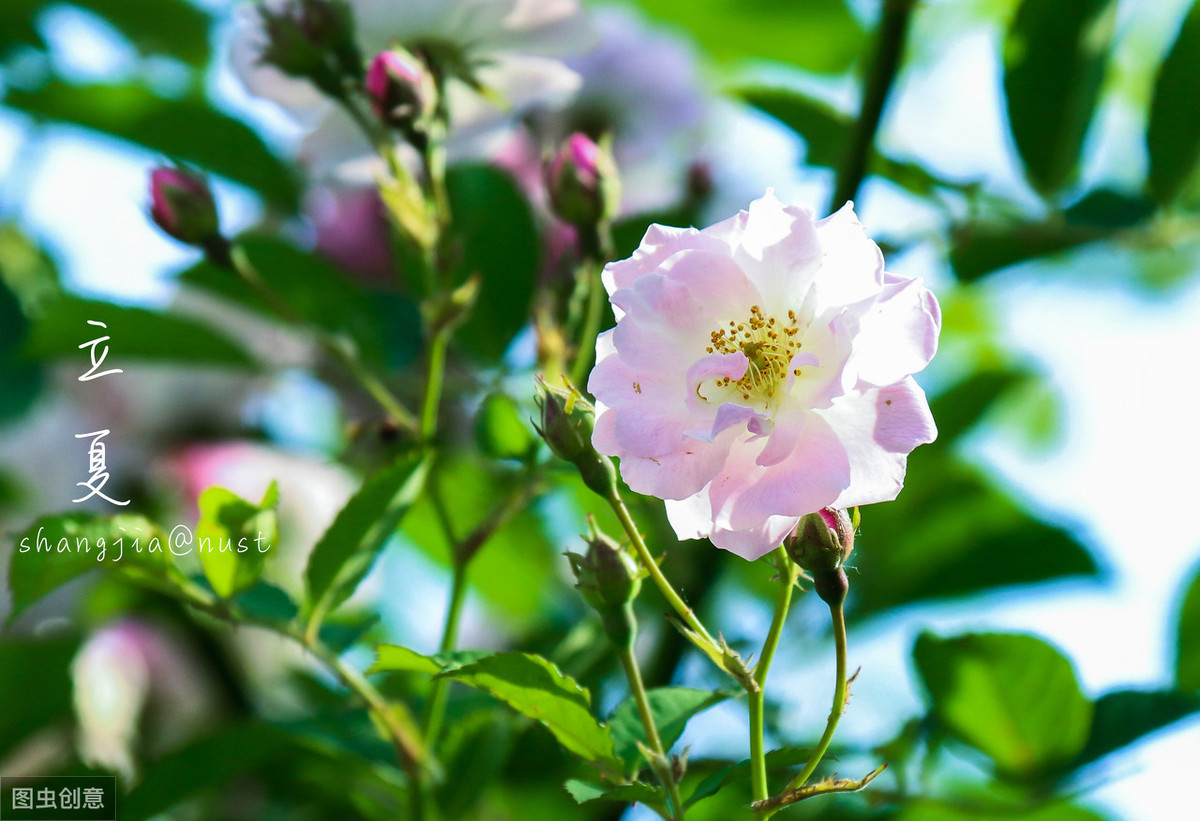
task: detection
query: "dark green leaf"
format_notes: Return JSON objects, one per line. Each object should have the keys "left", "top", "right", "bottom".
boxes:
{"left": 304, "top": 455, "right": 431, "bottom": 621}
{"left": 0, "top": 280, "right": 41, "bottom": 423}
{"left": 445, "top": 165, "right": 539, "bottom": 361}
{"left": 1176, "top": 564, "right": 1200, "bottom": 690}
{"left": 179, "top": 236, "right": 421, "bottom": 368}
{"left": 929, "top": 368, "right": 1032, "bottom": 445}
{"left": 1147, "top": 0, "right": 1200, "bottom": 204}
{"left": 5, "top": 82, "right": 298, "bottom": 209}
{"left": 440, "top": 652, "right": 620, "bottom": 772}
{"left": 850, "top": 455, "right": 1100, "bottom": 618}
{"left": 1003, "top": 0, "right": 1117, "bottom": 196}
{"left": 564, "top": 778, "right": 664, "bottom": 806}
{"left": 914, "top": 632, "right": 1093, "bottom": 780}
{"left": 195, "top": 483, "right": 278, "bottom": 599}
{"left": 8, "top": 513, "right": 178, "bottom": 624}
{"left": 23, "top": 296, "right": 256, "bottom": 369}
{"left": 609, "top": 687, "right": 729, "bottom": 769}
{"left": 632, "top": 0, "right": 864, "bottom": 74}
{"left": 1068, "top": 689, "right": 1200, "bottom": 771}
{"left": 0, "top": 638, "right": 77, "bottom": 759}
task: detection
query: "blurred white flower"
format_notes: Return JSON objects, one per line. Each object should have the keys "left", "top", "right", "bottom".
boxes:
{"left": 230, "top": 0, "right": 593, "bottom": 181}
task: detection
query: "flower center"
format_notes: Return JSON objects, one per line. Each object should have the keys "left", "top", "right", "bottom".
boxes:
{"left": 704, "top": 305, "right": 804, "bottom": 405}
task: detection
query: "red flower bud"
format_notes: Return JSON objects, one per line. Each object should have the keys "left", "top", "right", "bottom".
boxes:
{"left": 545, "top": 133, "right": 620, "bottom": 228}
{"left": 149, "top": 167, "right": 220, "bottom": 247}
{"left": 365, "top": 48, "right": 437, "bottom": 137}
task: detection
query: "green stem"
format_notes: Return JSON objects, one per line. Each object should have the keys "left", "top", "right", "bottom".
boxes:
{"left": 569, "top": 261, "right": 605, "bottom": 389}
{"left": 828, "top": 0, "right": 917, "bottom": 213}
{"left": 606, "top": 492, "right": 719, "bottom": 654}
{"left": 784, "top": 601, "right": 849, "bottom": 794}
{"left": 174, "top": 581, "right": 428, "bottom": 781}
{"left": 618, "top": 644, "right": 686, "bottom": 820}
{"left": 750, "top": 547, "right": 796, "bottom": 804}
{"left": 421, "top": 329, "right": 449, "bottom": 440}
{"left": 224, "top": 244, "right": 419, "bottom": 431}
{"left": 422, "top": 561, "right": 468, "bottom": 745}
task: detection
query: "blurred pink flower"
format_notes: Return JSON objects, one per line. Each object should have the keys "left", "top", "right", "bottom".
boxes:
{"left": 589, "top": 193, "right": 940, "bottom": 560}
{"left": 310, "top": 186, "right": 396, "bottom": 283}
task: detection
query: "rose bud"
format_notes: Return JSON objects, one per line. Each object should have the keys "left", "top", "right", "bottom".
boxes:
{"left": 784, "top": 508, "right": 856, "bottom": 606}
{"left": 258, "top": 0, "right": 361, "bottom": 96}
{"left": 366, "top": 47, "right": 437, "bottom": 140}
{"left": 567, "top": 526, "right": 641, "bottom": 647}
{"left": 545, "top": 133, "right": 621, "bottom": 228}
{"left": 534, "top": 378, "right": 618, "bottom": 498}
{"left": 149, "top": 166, "right": 220, "bottom": 247}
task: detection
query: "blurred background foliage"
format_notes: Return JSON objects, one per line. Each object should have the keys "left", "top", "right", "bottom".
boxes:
{"left": 0, "top": 0, "right": 1198, "bottom": 819}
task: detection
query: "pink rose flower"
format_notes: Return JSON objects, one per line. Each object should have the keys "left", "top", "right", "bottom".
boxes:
{"left": 588, "top": 193, "right": 940, "bottom": 560}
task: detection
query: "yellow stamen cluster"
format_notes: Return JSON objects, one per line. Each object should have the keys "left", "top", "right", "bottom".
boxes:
{"left": 704, "top": 305, "right": 803, "bottom": 403}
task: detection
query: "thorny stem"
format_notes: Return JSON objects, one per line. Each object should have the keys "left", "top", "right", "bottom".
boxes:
{"left": 420, "top": 328, "right": 450, "bottom": 440}
{"left": 569, "top": 223, "right": 614, "bottom": 388}
{"left": 422, "top": 561, "right": 467, "bottom": 745}
{"left": 605, "top": 492, "right": 722, "bottom": 664}
{"left": 750, "top": 547, "right": 796, "bottom": 804}
{"left": 617, "top": 644, "right": 686, "bottom": 820}
{"left": 783, "top": 601, "right": 849, "bottom": 795}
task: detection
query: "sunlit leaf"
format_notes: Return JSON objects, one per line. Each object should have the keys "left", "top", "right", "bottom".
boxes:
{"left": 368, "top": 643, "right": 494, "bottom": 676}
{"left": 439, "top": 652, "right": 620, "bottom": 773}
{"left": 1176, "top": 564, "right": 1200, "bottom": 691}
{"left": 914, "top": 632, "right": 1092, "bottom": 780}
{"left": 195, "top": 483, "right": 278, "bottom": 599}
{"left": 609, "top": 687, "right": 729, "bottom": 770}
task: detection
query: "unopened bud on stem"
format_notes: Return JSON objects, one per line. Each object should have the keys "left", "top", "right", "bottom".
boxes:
{"left": 567, "top": 523, "right": 641, "bottom": 647}
{"left": 258, "top": 0, "right": 362, "bottom": 97}
{"left": 149, "top": 166, "right": 221, "bottom": 248}
{"left": 534, "top": 379, "right": 618, "bottom": 498}
{"left": 366, "top": 47, "right": 437, "bottom": 143}
{"left": 784, "top": 508, "right": 856, "bottom": 606}
{"left": 545, "top": 133, "right": 620, "bottom": 229}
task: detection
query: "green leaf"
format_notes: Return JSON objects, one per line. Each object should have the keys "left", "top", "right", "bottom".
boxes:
{"left": 5, "top": 82, "right": 298, "bottom": 210}
{"left": 23, "top": 296, "right": 256, "bottom": 369}
{"left": 0, "top": 280, "right": 42, "bottom": 423}
{"left": 1068, "top": 689, "right": 1200, "bottom": 771}
{"left": 564, "top": 778, "right": 664, "bottom": 806}
{"left": 1003, "top": 0, "right": 1117, "bottom": 196}
{"left": 179, "top": 237, "right": 421, "bottom": 369}
{"left": 474, "top": 393, "right": 536, "bottom": 461}
{"left": 445, "top": 165, "right": 540, "bottom": 362}
{"left": 850, "top": 455, "right": 1100, "bottom": 618}
{"left": 304, "top": 455, "right": 432, "bottom": 621}
{"left": 928, "top": 369, "right": 1032, "bottom": 445}
{"left": 0, "top": 638, "right": 77, "bottom": 759}
{"left": 401, "top": 455, "right": 553, "bottom": 623}
{"left": 609, "top": 687, "right": 729, "bottom": 769}
{"left": 949, "top": 190, "right": 1154, "bottom": 282}
{"left": 739, "top": 85, "right": 968, "bottom": 199}
{"left": 1148, "top": 1, "right": 1200, "bottom": 204}
{"left": 8, "top": 513, "right": 178, "bottom": 624}
{"left": 633, "top": 0, "right": 864, "bottom": 74}
{"left": 440, "top": 652, "right": 620, "bottom": 772}
{"left": 913, "top": 632, "right": 1093, "bottom": 780}
{"left": 195, "top": 483, "right": 278, "bottom": 599}
{"left": 368, "top": 643, "right": 494, "bottom": 676}
{"left": 896, "top": 801, "right": 1107, "bottom": 821}
{"left": 1176, "top": 564, "right": 1200, "bottom": 691}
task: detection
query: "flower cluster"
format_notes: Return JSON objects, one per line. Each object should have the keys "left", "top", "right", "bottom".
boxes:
{"left": 589, "top": 193, "right": 940, "bottom": 559}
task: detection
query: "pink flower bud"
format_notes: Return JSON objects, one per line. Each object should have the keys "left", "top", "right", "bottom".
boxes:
{"left": 545, "top": 133, "right": 620, "bottom": 228}
{"left": 365, "top": 48, "right": 437, "bottom": 137}
{"left": 149, "top": 166, "right": 220, "bottom": 246}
